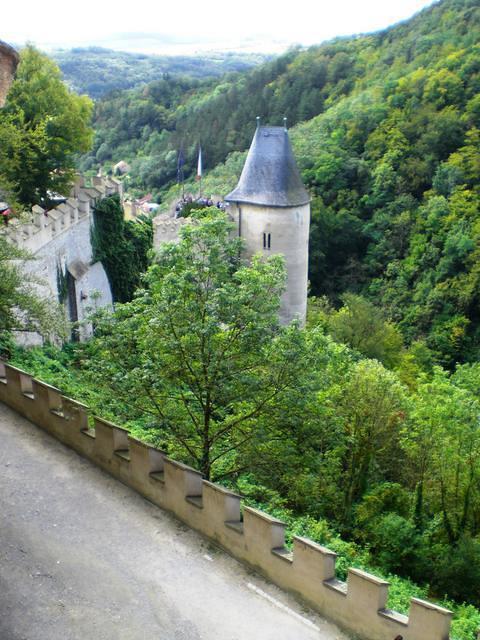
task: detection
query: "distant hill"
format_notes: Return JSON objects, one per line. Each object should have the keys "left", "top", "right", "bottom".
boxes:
{"left": 52, "top": 47, "right": 271, "bottom": 99}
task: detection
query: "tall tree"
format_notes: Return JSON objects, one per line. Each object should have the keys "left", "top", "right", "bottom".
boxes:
{"left": 88, "top": 210, "right": 308, "bottom": 480}
{"left": 0, "top": 45, "right": 93, "bottom": 207}
{"left": 334, "top": 359, "right": 408, "bottom": 527}
{"left": 403, "top": 367, "right": 480, "bottom": 544}
{"left": 0, "top": 237, "right": 66, "bottom": 349}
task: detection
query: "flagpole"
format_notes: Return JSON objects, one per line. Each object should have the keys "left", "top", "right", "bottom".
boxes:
{"left": 197, "top": 144, "right": 203, "bottom": 200}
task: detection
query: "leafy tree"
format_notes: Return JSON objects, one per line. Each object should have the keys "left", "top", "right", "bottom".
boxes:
{"left": 333, "top": 359, "right": 408, "bottom": 527}
{"left": 238, "top": 329, "right": 354, "bottom": 520}
{"left": 353, "top": 483, "right": 423, "bottom": 575}
{"left": 307, "top": 200, "right": 367, "bottom": 297}
{"left": 0, "top": 237, "right": 66, "bottom": 350}
{"left": 0, "top": 45, "right": 93, "bottom": 207}
{"left": 430, "top": 537, "right": 480, "bottom": 607}
{"left": 403, "top": 367, "right": 480, "bottom": 544}
{"left": 313, "top": 293, "right": 404, "bottom": 368}
{"left": 88, "top": 210, "right": 308, "bottom": 479}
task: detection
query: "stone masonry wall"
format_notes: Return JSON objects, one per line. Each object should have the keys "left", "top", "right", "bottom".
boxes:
{"left": 1, "top": 175, "right": 122, "bottom": 341}
{"left": 0, "top": 361, "right": 454, "bottom": 640}
{"left": 153, "top": 213, "right": 192, "bottom": 246}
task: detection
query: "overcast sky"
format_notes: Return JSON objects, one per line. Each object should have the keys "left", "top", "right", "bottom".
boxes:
{"left": 2, "top": 0, "right": 438, "bottom": 54}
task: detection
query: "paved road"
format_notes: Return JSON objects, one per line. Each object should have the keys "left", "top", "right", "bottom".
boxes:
{"left": 0, "top": 404, "right": 348, "bottom": 640}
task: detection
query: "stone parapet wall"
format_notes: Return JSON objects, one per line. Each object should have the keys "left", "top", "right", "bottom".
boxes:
{"left": 153, "top": 213, "right": 192, "bottom": 246}
{"left": 1, "top": 175, "right": 122, "bottom": 255}
{"left": 0, "top": 361, "right": 453, "bottom": 640}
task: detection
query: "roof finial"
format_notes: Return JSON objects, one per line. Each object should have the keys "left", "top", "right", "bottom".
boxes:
{"left": 283, "top": 117, "right": 287, "bottom": 132}
{"left": 256, "top": 116, "right": 261, "bottom": 129}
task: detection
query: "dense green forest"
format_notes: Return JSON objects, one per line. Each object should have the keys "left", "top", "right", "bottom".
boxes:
{"left": 53, "top": 47, "right": 270, "bottom": 98}
{"left": 125, "top": 0, "right": 480, "bottom": 368}
{"left": 81, "top": 0, "right": 479, "bottom": 195}
{"left": 3, "top": 1, "right": 480, "bottom": 636}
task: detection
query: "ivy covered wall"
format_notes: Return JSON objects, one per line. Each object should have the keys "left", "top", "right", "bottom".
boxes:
{"left": 91, "top": 194, "right": 153, "bottom": 303}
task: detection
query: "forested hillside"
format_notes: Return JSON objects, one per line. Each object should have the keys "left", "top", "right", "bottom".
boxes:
{"left": 297, "top": 0, "right": 480, "bottom": 367}
{"left": 135, "top": 0, "right": 480, "bottom": 367}
{"left": 53, "top": 47, "right": 270, "bottom": 99}
{"left": 81, "top": 0, "right": 477, "bottom": 188}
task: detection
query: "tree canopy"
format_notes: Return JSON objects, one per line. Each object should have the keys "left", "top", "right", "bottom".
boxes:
{"left": 0, "top": 45, "right": 93, "bottom": 208}
{"left": 0, "top": 237, "right": 66, "bottom": 351}
{"left": 87, "top": 210, "right": 309, "bottom": 479}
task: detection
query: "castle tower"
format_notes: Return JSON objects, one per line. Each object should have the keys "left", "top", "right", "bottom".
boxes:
{"left": 225, "top": 123, "right": 310, "bottom": 325}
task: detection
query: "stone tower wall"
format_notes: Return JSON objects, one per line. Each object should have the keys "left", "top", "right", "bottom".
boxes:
{"left": 228, "top": 201, "right": 310, "bottom": 325}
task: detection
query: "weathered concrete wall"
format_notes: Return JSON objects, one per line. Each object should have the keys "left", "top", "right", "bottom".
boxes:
{"left": 0, "top": 361, "right": 453, "bottom": 640}
{"left": 0, "top": 41, "right": 19, "bottom": 107}
{"left": 153, "top": 213, "right": 192, "bottom": 245}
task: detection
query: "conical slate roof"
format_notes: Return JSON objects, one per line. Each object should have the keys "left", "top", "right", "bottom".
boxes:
{"left": 225, "top": 125, "right": 310, "bottom": 208}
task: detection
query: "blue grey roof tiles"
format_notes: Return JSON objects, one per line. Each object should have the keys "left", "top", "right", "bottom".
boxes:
{"left": 225, "top": 125, "right": 310, "bottom": 208}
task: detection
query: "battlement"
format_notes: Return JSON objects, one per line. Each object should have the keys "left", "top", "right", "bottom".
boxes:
{"left": 1, "top": 175, "right": 122, "bottom": 255}
{"left": 153, "top": 213, "right": 192, "bottom": 246}
{"left": 0, "top": 360, "right": 454, "bottom": 640}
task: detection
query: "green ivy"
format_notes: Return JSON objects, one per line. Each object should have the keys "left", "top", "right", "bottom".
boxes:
{"left": 91, "top": 194, "right": 153, "bottom": 303}
{"left": 56, "top": 263, "right": 68, "bottom": 304}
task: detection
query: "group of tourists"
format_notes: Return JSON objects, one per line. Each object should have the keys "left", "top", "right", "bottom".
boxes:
{"left": 174, "top": 195, "right": 226, "bottom": 217}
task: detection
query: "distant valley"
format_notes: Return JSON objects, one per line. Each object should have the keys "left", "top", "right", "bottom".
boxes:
{"left": 52, "top": 47, "right": 272, "bottom": 98}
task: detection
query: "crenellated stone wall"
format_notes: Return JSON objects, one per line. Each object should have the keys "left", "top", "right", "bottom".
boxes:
{"left": 2, "top": 175, "right": 123, "bottom": 254}
{"left": 1, "top": 175, "right": 122, "bottom": 342}
{"left": 153, "top": 213, "right": 192, "bottom": 245}
{"left": 0, "top": 360, "right": 454, "bottom": 640}
{"left": 0, "top": 40, "right": 19, "bottom": 107}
